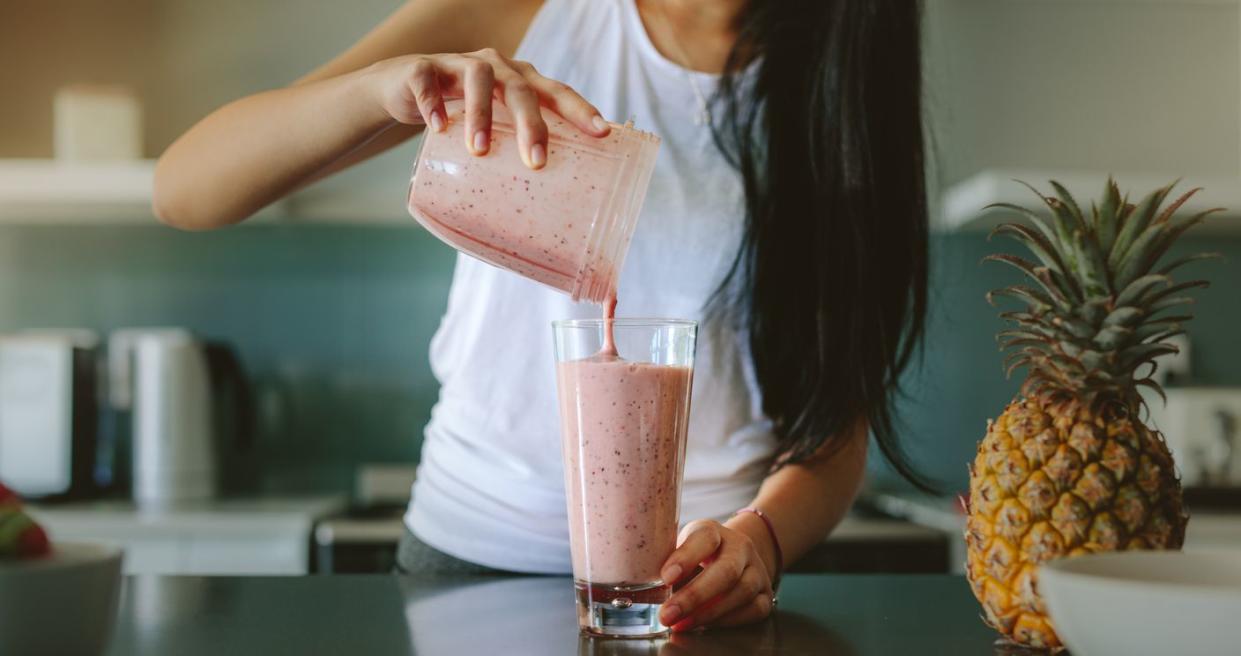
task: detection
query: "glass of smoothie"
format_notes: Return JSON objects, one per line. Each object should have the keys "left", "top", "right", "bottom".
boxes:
{"left": 552, "top": 318, "right": 696, "bottom": 638}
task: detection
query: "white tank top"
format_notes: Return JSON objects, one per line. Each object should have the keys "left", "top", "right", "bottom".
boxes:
{"left": 406, "top": 0, "right": 777, "bottom": 573}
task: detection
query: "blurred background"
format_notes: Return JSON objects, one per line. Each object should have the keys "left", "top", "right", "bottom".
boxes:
{"left": 1, "top": 0, "right": 1238, "bottom": 575}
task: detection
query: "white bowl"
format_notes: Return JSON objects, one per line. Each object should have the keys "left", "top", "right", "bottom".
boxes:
{"left": 0, "top": 542, "right": 123, "bottom": 656}
{"left": 1040, "top": 549, "right": 1241, "bottom": 656}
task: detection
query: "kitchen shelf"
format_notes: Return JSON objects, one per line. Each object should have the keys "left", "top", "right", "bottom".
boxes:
{"left": 0, "top": 159, "right": 159, "bottom": 223}
{"left": 941, "top": 169, "right": 1241, "bottom": 234}
{"left": 0, "top": 160, "right": 414, "bottom": 227}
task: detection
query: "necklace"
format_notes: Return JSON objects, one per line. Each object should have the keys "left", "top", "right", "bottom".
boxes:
{"left": 654, "top": 0, "right": 713, "bottom": 127}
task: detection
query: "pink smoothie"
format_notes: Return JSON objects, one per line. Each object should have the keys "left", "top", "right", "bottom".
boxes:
{"left": 557, "top": 355, "right": 693, "bottom": 585}
{"left": 407, "top": 103, "right": 633, "bottom": 301}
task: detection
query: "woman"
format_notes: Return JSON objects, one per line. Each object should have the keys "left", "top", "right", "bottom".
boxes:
{"left": 155, "top": 0, "right": 928, "bottom": 631}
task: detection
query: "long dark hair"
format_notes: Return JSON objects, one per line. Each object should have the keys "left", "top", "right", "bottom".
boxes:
{"left": 711, "top": 1, "right": 931, "bottom": 488}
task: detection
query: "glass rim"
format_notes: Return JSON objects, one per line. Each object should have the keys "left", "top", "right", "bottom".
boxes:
{"left": 551, "top": 317, "right": 698, "bottom": 329}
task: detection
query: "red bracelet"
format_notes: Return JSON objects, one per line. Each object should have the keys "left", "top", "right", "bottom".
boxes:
{"left": 734, "top": 507, "right": 783, "bottom": 593}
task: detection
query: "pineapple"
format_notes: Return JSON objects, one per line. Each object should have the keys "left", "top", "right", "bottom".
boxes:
{"left": 965, "top": 178, "right": 1218, "bottom": 649}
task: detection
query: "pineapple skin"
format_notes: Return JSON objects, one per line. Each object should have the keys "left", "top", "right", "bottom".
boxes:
{"left": 965, "top": 394, "right": 1187, "bottom": 649}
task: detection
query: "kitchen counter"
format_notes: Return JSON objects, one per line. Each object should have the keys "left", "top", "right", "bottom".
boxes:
{"left": 870, "top": 490, "right": 1241, "bottom": 574}
{"left": 106, "top": 574, "right": 999, "bottom": 655}
{"left": 31, "top": 496, "right": 347, "bottom": 537}
{"left": 315, "top": 513, "right": 951, "bottom": 574}
{"left": 31, "top": 495, "right": 347, "bottom": 575}
{"left": 315, "top": 513, "right": 945, "bottom": 548}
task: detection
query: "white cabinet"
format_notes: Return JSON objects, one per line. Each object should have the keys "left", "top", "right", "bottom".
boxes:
{"left": 940, "top": 170, "right": 1241, "bottom": 233}
{"left": 29, "top": 496, "right": 345, "bottom": 575}
{"left": 121, "top": 538, "right": 184, "bottom": 574}
{"left": 926, "top": 0, "right": 1241, "bottom": 232}
{"left": 182, "top": 536, "right": 308, "bottom": 575}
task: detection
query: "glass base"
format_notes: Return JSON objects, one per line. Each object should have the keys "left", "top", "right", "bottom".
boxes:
{"left": 575, "top": 580, "right": 670, "bottom": 638}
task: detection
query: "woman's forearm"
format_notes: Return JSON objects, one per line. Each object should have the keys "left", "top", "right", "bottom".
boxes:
{"left": 153, "top": 67, "right": 402, "bottom": 230}
{"left": 725, "top": 423, "right": 869, "bottom": 579}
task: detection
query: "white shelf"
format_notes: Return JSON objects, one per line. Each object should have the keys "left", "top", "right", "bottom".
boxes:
{"left": 0, "top": 159, "right": 159, "bottom": 223}
{"left": 0, "top": 158, "right": 368, "bottom": 226}
{"left": 941, "top": 169, "right": 1241, "bottom": 233}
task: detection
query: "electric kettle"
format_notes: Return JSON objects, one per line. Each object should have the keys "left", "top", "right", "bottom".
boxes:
{"left": 107, "top": 328, "right": 252, "bottom": 507}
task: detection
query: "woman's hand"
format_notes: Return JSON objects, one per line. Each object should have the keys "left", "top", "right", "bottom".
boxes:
{"left": 658, "top": 519, "right": 777, "bottom": 631}
{"left": 363, "top": 49, "right": 610, "bottom": 170}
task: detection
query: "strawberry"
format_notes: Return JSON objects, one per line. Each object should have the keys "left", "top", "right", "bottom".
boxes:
{"left": 0, "top": 509, "right": 51, "bottom": 559}
{"left": 0, "top": 482, "right": 18, "bottom": 508}
{"left": 0, "top": 482, "right": 52, "bottom": 559}
{"left": 16, "top": 523, "right": 50, "bottom": 558}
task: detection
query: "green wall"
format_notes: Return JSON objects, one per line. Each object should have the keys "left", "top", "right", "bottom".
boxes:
{"left": 0, "top": 224, "right": 1235, "bottom": 495}
{"left": 881, "top": 233, "right": 1241, "bottom": 493}
{"left": 0, "top": 225, "right": 455, "bottom": 493}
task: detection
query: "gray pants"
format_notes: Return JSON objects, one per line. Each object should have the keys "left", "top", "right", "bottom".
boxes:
{"left": 394, "top": 528, "right": 524, "bottom": 578}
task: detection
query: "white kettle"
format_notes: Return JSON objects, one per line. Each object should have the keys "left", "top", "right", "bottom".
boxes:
{"left": 107, "top": 328, "right": 251, "bottom": 507}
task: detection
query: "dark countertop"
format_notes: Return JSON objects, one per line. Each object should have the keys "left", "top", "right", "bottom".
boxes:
{"left": 107, "top": 574, "right": 1005, "bottom": 655}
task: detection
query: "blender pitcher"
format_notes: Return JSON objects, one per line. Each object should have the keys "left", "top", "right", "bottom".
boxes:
{"left": 407, "top": 100, "right": 660, "bottom": 304}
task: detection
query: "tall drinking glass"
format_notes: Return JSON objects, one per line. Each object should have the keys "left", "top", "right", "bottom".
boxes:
{"left": 552, "top": 319, "right": 697, "bottom": 638}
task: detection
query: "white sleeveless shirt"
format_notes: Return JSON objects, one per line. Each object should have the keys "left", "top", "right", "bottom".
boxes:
{"left": 406, "top": 0, "right": 777, "bottom": 573}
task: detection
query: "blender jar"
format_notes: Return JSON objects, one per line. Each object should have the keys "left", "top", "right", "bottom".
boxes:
{"left": 407, "top": 100, "right": 660, "bottom": 304}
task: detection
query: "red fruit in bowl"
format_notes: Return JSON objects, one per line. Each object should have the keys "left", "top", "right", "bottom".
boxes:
{"left": 0, "top": 483, "right": 18, "bottom": 507}
{"left": 1, "top": 508, "right": 51, "bottom": 559}
{"left": 0, "top": 482, "right": 52, "bottom": 559}
{"left": 16, "top": 523, "right": 50, "bottom": 558}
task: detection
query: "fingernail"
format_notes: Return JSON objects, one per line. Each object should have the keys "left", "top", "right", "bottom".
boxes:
{"left": 429, "top": 111, "right": 444, "bottom": 133}
{"left": 661, "top": 564, "right": 682, "bottom": 584}
{"left": 661, "top": 604, "right": 681, "bottom": 625}
{"left": 472, "top": 130, "right": 488, "bottom": 154}
{"left": 591, "top": 115, "right": 609, "bottom": 134}
{"left": 529, "top": 143, "right": 546, "bottom": 168}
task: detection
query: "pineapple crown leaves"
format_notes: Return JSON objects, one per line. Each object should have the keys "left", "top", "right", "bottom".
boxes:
{"left": 983, "top": 177, "right": 1222, "bottom": 405}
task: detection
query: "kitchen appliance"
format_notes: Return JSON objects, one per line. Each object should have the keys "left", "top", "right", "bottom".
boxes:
{"left": 107, "top": 329, "right": 251, "bottom": 507}
{"left": 1145, "top": 387, "right": 1241, "bottom": 505}
{"left": 0, "top": 331, "right": 101, "bottom": 499}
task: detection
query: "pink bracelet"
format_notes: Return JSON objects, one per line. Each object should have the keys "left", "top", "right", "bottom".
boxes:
{"left": 735, "top": 507, "right": 783, "bottom": 592}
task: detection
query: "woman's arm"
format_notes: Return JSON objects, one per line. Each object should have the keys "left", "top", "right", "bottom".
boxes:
{"left": 155, "top": 0, "right": 506, "bottom": 228}
{"left": 658, "top": 421, "right": 869, "bottom": 630}
{"left": 153, "top": 69, "right": 396, "bottom": 229}
{"left": 153, "top": 0, "right": 606, "bottom": 230}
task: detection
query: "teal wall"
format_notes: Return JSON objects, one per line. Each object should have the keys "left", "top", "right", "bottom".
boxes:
{"left": 0, "top": 224, "right": 1235, "bottom": 495}
{"left": 881, "top": 233, "right": 1241, "bottom": 493}
{"left": 0, "top": 225, "right": 455, "bottom": 493}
